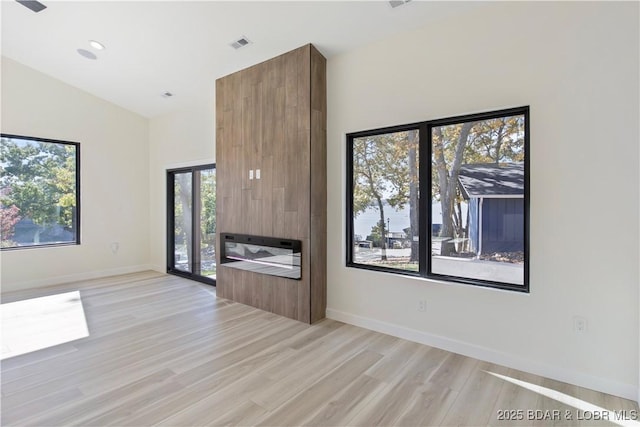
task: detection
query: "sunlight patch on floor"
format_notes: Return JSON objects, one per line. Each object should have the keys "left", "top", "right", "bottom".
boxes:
{"left": 487, "top": 371, "right": 640, "bottom": 427}
{"left": 1, "top": 291, "right": 89, "bottom": 360}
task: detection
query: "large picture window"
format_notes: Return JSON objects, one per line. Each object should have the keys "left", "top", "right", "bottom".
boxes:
{"left": 0, "top": 134, "right": 80, "bottom": 249}
{"left": 347, "top": 107, "right": 529, "bottom": 291}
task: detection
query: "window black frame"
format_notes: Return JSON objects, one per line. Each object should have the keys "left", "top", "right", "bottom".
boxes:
{"left": 346, "top": 106, "right": 529, "bottom": 292}
{"left": 0, "top": 133, "right": 81, "bottom": 250}
{"left": 346, "top": 122, "right": 427, "bottom": 278}
{"left": 166, "top": 164, "right": 216, "bottom": 286}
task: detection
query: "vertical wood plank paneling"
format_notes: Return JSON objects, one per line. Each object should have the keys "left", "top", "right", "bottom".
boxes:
{"left": 216, "top": 73, "right": 232, "bottom": 301}
{"left": 252, "top": 66, "right": 263, "bottom": 201}
{"left": 240, "top": 272, "right": 251, "bottom": 307}
{"left": 283, "top": 105, "right": 300, "bottom": 213}
{"left": 272, "top": 187, "right": 285, "bottom": 239}
{"left": 295, "top": 47, "right": 312, "bottom": 323}
{"left": 309, "top": 46, "right": 327, "bottom": 323}
{"left": 272, "top": 87, "right": 286, "bottom": 189}
{"left": 284, "top": 48, "right": 299, "bottom": 108}
{"left": 260, "top": 155, "right": 274, "bottom": 235}
{"left": 296, "top": 130, "right": 311, "bottom": 240}
{"left": 260, "top": 275, "right": 274, "bottom": 312}
{"left": 241, "top": 96, "right": 252, "bottom": 192}
{"left": 251, "top": 273, "right": 263, "bottom": 310}
{"left": 273, "top": 277, "right": 296, "bottom": 319}
{"left": 230, "top": 73, "right": 242, "bottom": 151}
{"left": 298, "top": 238, "right": 311, "bottom": 323}
{"left": 310, "top": 214, "right": 327, "bottom": 322}
{"left": 216, "top": 44, "right": 326, "bottom": 323}
{"left": 284, "top": 211, "right": 299, "bottom": 239}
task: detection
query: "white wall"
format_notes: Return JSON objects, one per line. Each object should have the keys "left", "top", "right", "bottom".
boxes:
{"left": 148, "top": 94, "right": 216, "bottom": 273}
{"left": 326, "top": 2, "right": 639, "bottom": 400}
{"left": 1, "top": 58, "right": 150, "bottom": 292}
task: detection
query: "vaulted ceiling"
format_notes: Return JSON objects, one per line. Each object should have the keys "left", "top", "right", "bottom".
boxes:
{"left": 2, "top": 1, "right": 481, "bottom": 118}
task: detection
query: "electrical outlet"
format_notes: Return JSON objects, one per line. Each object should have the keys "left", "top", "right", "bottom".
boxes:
{"left": 418, "top": 300, "right": 427, "bottom": 312}
{"left": 573, "top": 316, "right": 587, "bottom": 334}
{"left": 110, "top": 242, "right": 120, "bottom": 254}
{"left": 249, "top": 170, "right": 254, "bottom": 180}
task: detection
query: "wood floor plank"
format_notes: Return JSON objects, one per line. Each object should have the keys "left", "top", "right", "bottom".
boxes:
{"left": 206, "top": 400, "right": 268, "bottom": 426}
{"left": 364, "top": 339, "right": 425, "bottom": 382}
{"left": 1, "top": 304, "right": 250, "bottom": 397}
{"left": 304, "top": 374, "right": 385, "bottom": 426}
{"left": 121, "top": 349, "right": 287, "bottom": 426}
{"left": 18, "top": 369, "right": 179, "bottom": 427}
{"left": 255, "top": 350, "right": 385, "bottom": 426}
{"left": 1, "top": 386, "right": 85, "bottom": 425}
{"left": 394, "top": 383, "right": 459, "bottom": 427}
{"left": 248, "top": 327, "right": 377, "bottom": 411}
{"left": 347, "top": 378, "right": 422, "bottom": 426}
{"left": 439, "top": 362, "right": 509, "bottom": 426}
{"left": 490, "top": 369, "right": 547, "bottom": 427}
{"left": 1, "top": 271, "right": 638, "bottom": 427}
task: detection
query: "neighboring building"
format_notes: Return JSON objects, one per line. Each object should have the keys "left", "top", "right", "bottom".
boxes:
{"left": 458, "top": 163, "right": 524, "bottom": 255}
{"left": 12, "top": 217, "right": 74, "bottom": 246}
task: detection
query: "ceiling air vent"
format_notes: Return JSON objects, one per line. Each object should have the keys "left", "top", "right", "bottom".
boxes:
{"left": 229, "top": 36, "right": 251, "bottom": 50}
{"left": 16, "top": 0, "right": 47, "bottom": 13}
{"left": 388, "top": 0, "right": 412, "bottom": 8}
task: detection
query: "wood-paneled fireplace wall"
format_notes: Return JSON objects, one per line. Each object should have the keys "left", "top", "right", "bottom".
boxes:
{"left": 215, "top": 44, "right": 327, "bottom": 323}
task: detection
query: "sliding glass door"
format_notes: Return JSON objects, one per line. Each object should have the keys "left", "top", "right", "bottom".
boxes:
{"left": 167, "top": 164, "right": 216, "bottom": 285}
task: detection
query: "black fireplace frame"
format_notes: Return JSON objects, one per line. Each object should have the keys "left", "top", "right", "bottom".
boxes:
{"left": 219, "top": 233, "right": 302, "bottom": 280}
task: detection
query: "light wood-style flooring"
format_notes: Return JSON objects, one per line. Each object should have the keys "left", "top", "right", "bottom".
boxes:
{"left": 1, "top": 271, "right": 638, "bottom": 426}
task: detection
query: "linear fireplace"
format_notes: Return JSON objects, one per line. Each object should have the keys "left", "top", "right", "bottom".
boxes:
{"left": 220, "top": 233, "right": 302, "bottom": 280}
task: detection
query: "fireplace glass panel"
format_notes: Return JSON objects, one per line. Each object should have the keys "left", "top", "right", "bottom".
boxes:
{"left": 220, "top": 234, "right": 301, "bottom": 280}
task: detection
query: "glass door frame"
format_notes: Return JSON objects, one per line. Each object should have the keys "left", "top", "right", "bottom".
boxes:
{"left": 166, "top": 164, "right": 216, "bottom": 286}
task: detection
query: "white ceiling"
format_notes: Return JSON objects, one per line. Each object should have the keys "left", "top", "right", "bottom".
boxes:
{"left": 1, "top": 1, "right": 481, "bottom": 118}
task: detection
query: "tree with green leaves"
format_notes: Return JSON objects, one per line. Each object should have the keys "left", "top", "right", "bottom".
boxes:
{"left": 175, "top": 173, "right": 193, "bottom": 267}
{"left": 173, "top": 169, "right": 216, "bottom": 274}
{"left": 200, "top": 169, "right": 217, "bottom": 275}
{"left": 353, "top": 132, "right": 413, "bottom": 261}
{"left": 432, "top": 115, "right": 525, "bottom": 256}
{"left": 0, "top": 137, "right": 77, "bottom": 245}
{"left": 433, "top": 122, "right": 475, "bottom": 256}
{"left": 200, "top": 169, "right": 216, "bottom": 246}
{"left": 366, "top": 221, "right": 385, "bottom": 249}
{"left": 406, "top": 130, "right": 419, "bottom": 262}
{"left": 0, "top": 188, "right": 21, "bottom": 247}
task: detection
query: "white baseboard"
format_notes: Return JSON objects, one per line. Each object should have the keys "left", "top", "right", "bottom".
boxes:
{"left": 149, "top": 264, "right": 165, "bottom": 274}
{"left": 326, "top": 308, "right": 638, "bottom": 402}
{"left": 1, "top": 264, "right": 155, "bottom": 294}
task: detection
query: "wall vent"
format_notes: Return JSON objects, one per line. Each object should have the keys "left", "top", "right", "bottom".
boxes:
{"left": 229, "top": 36, "right": 251, "bottom": 50}
{"left": 388, "top": 0, "right": 412, "bottom": 8}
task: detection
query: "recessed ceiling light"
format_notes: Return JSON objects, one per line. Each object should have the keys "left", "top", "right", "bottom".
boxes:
{"left": 89, "top": 40, "right": 105, "bottom": 51}
{"left": 77, "top": 49, "right": 97, "bottom": 60}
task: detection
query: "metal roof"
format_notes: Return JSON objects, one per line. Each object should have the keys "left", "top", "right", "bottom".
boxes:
{"left": 457, "top": 163, "right": 524, "bottom": 198}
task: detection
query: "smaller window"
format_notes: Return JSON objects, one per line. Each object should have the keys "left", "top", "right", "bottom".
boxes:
{"left": 1, "top": 134, "right": 80, "bottom": 249}
{"left": 347, "top": 126, "right": 421, "bottom": 275}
